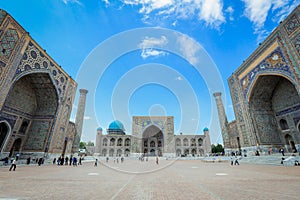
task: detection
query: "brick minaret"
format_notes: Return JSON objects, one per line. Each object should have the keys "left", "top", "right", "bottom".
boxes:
{"left": 213, "top": 92, "right": 230, "bottom": 149}
{"left": 72, "top": 89, "right": 88, "bottom": 153}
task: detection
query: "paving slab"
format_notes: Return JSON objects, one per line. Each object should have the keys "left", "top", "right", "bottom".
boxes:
{"left": 0, "top": 159, "right": 299, "bottom": 200}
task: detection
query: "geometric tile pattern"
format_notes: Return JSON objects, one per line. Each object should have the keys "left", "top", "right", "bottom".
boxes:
{"left": 15, "top": 41, "right": 67, "bottom": 99}
{"left": 284, "top": 14, "right": 300, "bottom": 35}
{"left": 240, "top": 46, "right": 296, "bottom": 99}
{"left": 292, "top": 33, "right": 300, "bottom": 56}
{"left": 0, "top": 10, "right": 6, "bottom": 26}
{"left": 0, "top": 28, "right": 19, "bottom": 65}
{"left": 23, "top": 121, "right": 51, "bottom": 151}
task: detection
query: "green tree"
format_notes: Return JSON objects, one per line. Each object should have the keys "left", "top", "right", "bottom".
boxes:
{"left": 86, "top": 141, "right": 94, "bottom": 146}
{"left": 79, "top": 141, "right": 86, "bottom": 149}
{"left": 211, "top": 144, "right": 224, "bottom": 154}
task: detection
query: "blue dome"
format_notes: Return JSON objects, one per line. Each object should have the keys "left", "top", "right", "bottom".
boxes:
{"left": 203, "top": 127, "right": 209, "bottom": 132}
{"left": 97, "top": 127, "right": 103, "bottom": 131}
{"left": 108, "top": 120, "right": 125, "bottom": 131}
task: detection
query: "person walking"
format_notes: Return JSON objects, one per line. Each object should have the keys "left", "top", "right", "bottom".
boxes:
{"left": 9, "top": 158, "right": 17, "bottom": 171}
{"left": 94, "top": 159, "right": 98, "bottom": 167}
{"left": 234, "top": 156, "right": 240, "bottom": 165}
{"left": 280, "top": 148, "right": 285, "bottom": 156}
{"left": 156, "top": 156, "right": 159, "bottom": 165}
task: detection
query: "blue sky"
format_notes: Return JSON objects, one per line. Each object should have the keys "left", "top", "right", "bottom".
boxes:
{"left": 1, "top": 0, "right": 299, "bottom": 144}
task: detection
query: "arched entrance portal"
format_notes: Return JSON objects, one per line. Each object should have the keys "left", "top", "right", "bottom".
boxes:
{"left": 249, "top": 75, "right": 300, "bottom": 149}
{"left": 142, "top": 125, "right": 164, "bottom": 156}
{"left": 0, "top": 122, "right": 10, "bottom": 152}
{"left": 2, "top": 73, "right": 58, "bottom": 154}
{"left": 9, "top": 138, "right": 22, "bottom": 157}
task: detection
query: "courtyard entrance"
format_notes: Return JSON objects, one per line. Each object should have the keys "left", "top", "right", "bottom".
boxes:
{"left": 249, "top": 75, "right": 300, "bottom": 151}
{"left": 142, "top": 125, "right": 163, "bottom": 156}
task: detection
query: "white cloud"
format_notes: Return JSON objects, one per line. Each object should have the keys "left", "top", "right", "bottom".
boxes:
{"left": 177, "top": 34, "right": 200, "bottom": 66}
{"left": 121, "top": 0, "right": 225, "bottom": 28}
{"left": 141, "top": 49, "right": 168, "bottom": 59}
{"left": 242, "top": 0, "right": 272, "bottom": 30}
{"left": 139, "top": 36, "right": 169, "bottom": 59}
{"left": 175, "top": 76, "right": 183, "bottom": 81}
{"left": 242, "top": 0, "right": 299, "bottom": 42}
{"left": 225, "top": 6, "right": 234, "bottom": 21}
{"left": 139, "top": 36, "right": 168, "bottom": 48}
{"left": 63, "top": 0, "right": 82, "bottom": 5}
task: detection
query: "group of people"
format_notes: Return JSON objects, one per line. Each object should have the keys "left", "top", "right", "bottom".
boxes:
{"left": 53, "top": 155, "right": 83, "bottom": 166}
{"left": 105, "top": 156, "right": 125, "bottom": 164}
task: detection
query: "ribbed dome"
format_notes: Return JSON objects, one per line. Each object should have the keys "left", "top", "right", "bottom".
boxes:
{"left": 203, "top": 127, "right": 209, "bottom": 132}
{"left": 108, "top": 120, "right": 125, "bottom": 131}
{"left": 97, "top": 127, "right": 103, "bottom": 131}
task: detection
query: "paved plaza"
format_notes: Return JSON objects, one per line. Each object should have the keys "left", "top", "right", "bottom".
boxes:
{"left": 0, "top": 158, "right": 300, "bottom": 200}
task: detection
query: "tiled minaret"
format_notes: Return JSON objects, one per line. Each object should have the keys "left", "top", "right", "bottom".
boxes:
{"left": 213, "top": 92, "right": 230, "bottom": 149}
{"left": 72, "top": 89, "right": 88, "bottom": 153}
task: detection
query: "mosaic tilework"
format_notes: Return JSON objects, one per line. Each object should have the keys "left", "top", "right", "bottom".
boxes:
{"left": 292, "top": 33, "right": 300, "bottom": 56}
{"left": 0, "top": 10, "right": 6, "bottom": 25}
{"left": 240, "top": 47, "right": 296, "bottom": 98}
{"left": 0, "top": 28, "right": 19, "bottom": 64}
{"left": 23, "top": 121, "right": 50, "bottom": 150}
{"left": 15, "top": 41, "right": 67, "bottom": 98}
{"left": 284, "top": 14, "right": 300, "bottom": 35}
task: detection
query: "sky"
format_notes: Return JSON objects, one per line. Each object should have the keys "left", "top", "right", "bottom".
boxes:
{"left": 0, "top": 0, "right": 299, "bottom": 145}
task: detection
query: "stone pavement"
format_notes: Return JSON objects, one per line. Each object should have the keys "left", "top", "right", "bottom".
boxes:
{"left": 0, "top": 158, "right": 299, "bottom": 200}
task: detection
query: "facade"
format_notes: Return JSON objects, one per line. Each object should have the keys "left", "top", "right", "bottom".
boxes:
{"left": 215, "top": 6, "right": 300, "bottom": 154}
{"left": 95, "top": 116, "right": 211, "bottom": 157}
{"left": 0, "top": 10, "right": 86, "bottom": 159}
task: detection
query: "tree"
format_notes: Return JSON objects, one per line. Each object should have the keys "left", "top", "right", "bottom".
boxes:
{"left": 211, "top": 144, "right": 224, "bottom": 154}
{"left": 79, "top": 141, "right": 86, "bottom": 149}
{"left": 86, "top": 141, "right": 94, "bottom": 146}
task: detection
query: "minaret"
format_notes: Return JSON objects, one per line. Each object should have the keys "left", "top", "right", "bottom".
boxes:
{"left": 213, "top": 92, "right": 230, "bottom": 149}
{"left": 95, "top": 127, "right": 103, "bottom": 155}
{"left": 72, "top": 89, "right": 88, "bottom": 153}
{"left": 203, "top": 128, "right": 212, "bottom": 154}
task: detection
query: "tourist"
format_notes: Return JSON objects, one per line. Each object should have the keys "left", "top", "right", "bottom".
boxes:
{"left": 106, "top": 157, "right": 109, "bottom": 163}
{"left": 234, "top": 156, "right": 240, "bottom": 165}
{"left": 79, "top": 156, "right": 82, "bottom": 165}
{"left": 9, "top": 158, "right": 17, "bottom": 171}
{"left": 69, "top": 155, "right": 73, "bottom": 166}
{"left": 26, "top": 157, "right": 31, "bottom": 165}
{"left": 280, "top": 148, "right": 285, "bottom": 156}
{"left": 94, "top": 159, "right": 98, "bottom": 167}
{"left": 52, "top": 157, "right": 56, "bottom": 164}
{"left": 281, "top": 157, "right": 285, "bottom": 165}
{"left": 16, "top": 153, "right": 20, "bottom": 161}
{"left": 72, "top": 157, "right": 77, "bottom": 166}
{"left": 65, "top": 156, "right": 69, "bottom": 165}
{"left": 60, "top": 156, "right": 65, "bottom": 165}
{"left": 121, "top": 157, "right": 124, "bottom": 163}
{"left": 230, "top": 156, "right": 234, "bottom": 165}
{"left": 156, "top": 156, "right": 159, "bottom": 165}
{"left": 38, "top": 157, "right": 43, "bottom": 166}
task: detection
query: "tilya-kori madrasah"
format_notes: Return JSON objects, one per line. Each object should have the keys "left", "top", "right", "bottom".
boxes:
{"left": 94, "top": 117, "right": 211, "bottom": 157}
{"left": 1, "top": 5, "right": 300, "bottom": 159}
{"left": 214, "top": 5, "right": 300, "bottom": 155}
